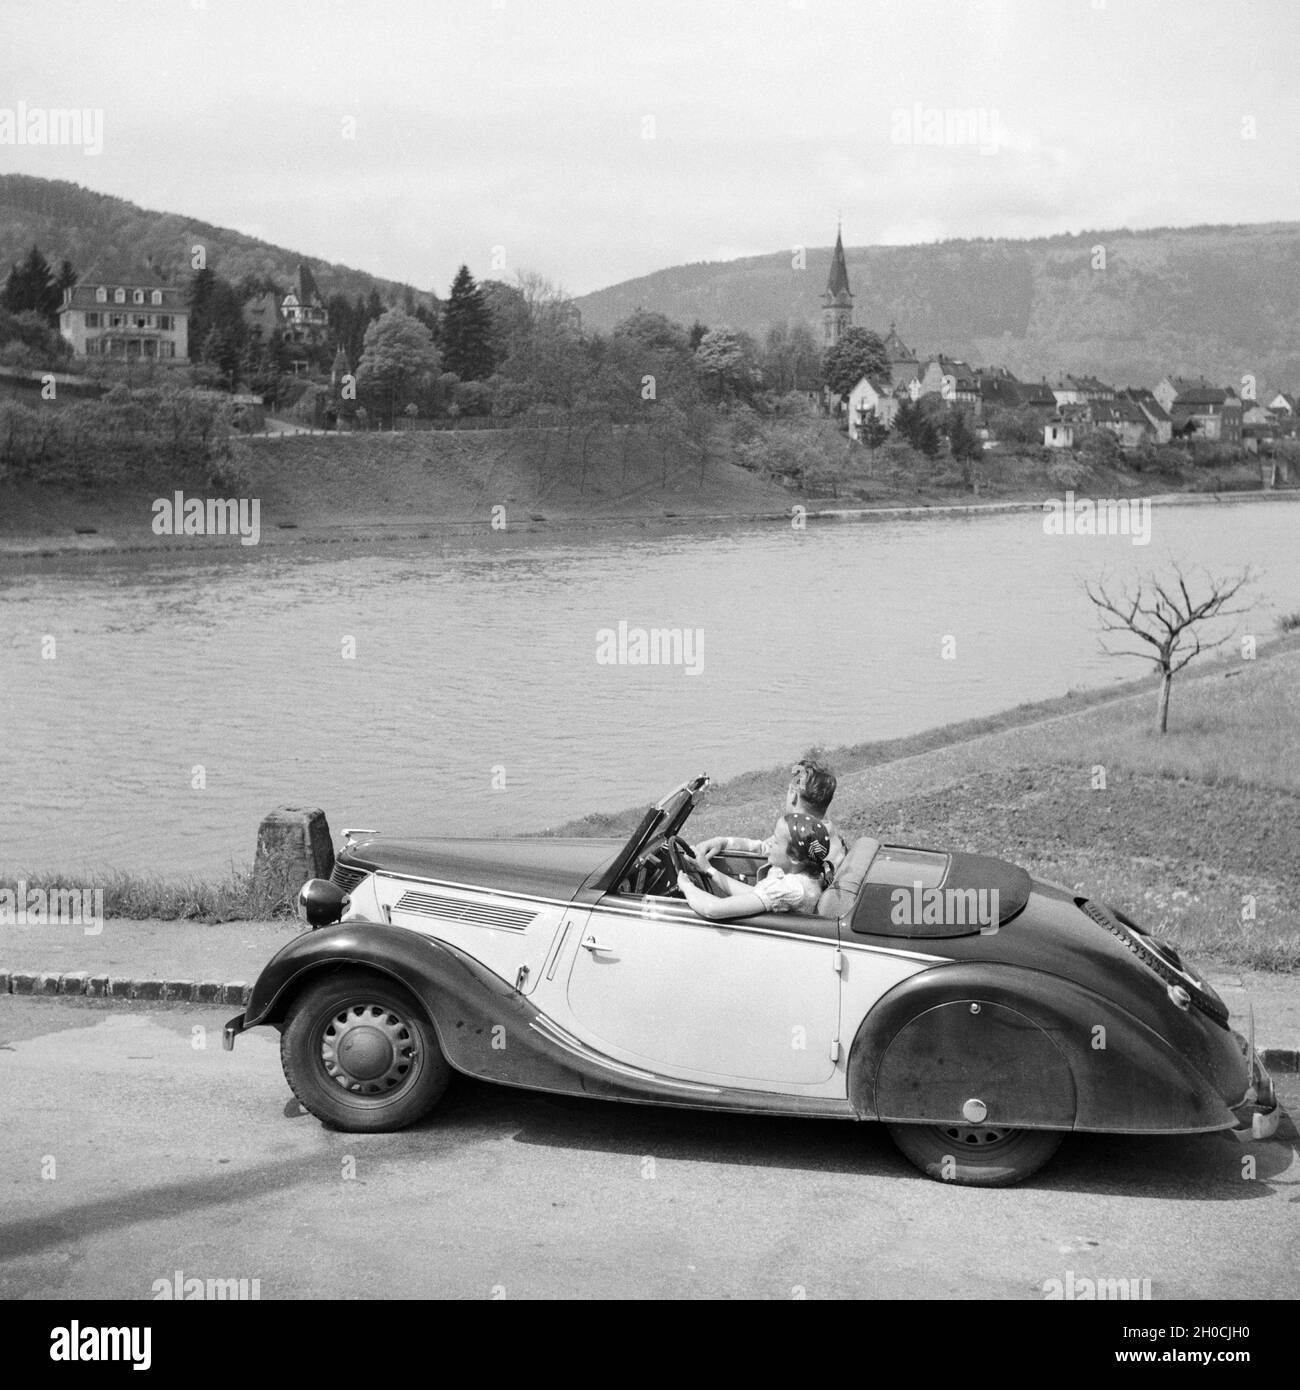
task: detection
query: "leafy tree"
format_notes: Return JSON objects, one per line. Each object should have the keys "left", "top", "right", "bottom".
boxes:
{"left": 442, "top": 265, "right": 495, "bottom": 381}
{"left": 761, "top": 320, "right": 822, "bottom": 393}
{"left": 694, "top": 326, "right": 758, "bottom": 402}
{"left": 985, "top": 403, "right": 1045, "bottom": 447}
{"left": 823, "top": 327, "right": 888, "bottom": 399}
{"left": 356, "top": 307, "right": 441, "bottom": 427}
{"left": 688, "top": 320, "right": 709, "bottom": 351}
{"left": 201, "top": 327, "right": 241, "bottom": 387}
{"left": 613, "top": 309, "right": 690, "bottom": 358}
{"left": 946, "top": 408, "right": 981, "bottom": 462}
{"left": 892, "top": 397, "right": 924, "bottom": 448}
{"left": 482, "top": 278, "right": 531, "bottom": 368}
{"left": 859, "top": 414, "right": 890, "bottom": 453}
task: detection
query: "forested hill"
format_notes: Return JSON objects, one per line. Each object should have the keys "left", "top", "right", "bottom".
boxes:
{"left": 0, "top": 175, "right": 431, "bottom": 304}
{"left": 574, "top": 222, "right": 1300, "bottom": 389}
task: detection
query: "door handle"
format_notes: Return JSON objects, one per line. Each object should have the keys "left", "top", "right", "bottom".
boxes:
{"left": 581, "top": 935, "right": 614, "bottom": 955}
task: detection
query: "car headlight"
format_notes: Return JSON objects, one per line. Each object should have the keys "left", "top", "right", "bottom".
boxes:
{"left": 298, "top": 877, "right": 348, "bottom": 928}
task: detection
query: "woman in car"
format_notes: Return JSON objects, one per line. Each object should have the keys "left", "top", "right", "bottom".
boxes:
{"left": 676, "top": 811, "right": 834, "bottom": 920}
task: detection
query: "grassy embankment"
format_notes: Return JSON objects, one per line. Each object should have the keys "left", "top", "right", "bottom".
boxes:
{"left": 0, "top": 424, "right": 1291, "bottom": 550}
{"left": 564, "top": 631, "right": 1300, "bottom": 973}
{"left": 12, "top": 632, "right": 1300, "bottom": 970}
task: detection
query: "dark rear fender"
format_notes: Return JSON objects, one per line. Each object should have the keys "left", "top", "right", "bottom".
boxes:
{"left": 848, "top": 964, "right": 1247, "bottom": 1134}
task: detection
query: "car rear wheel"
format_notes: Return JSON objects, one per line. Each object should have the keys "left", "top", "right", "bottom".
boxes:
{"left": 281, "top": 970, "right": 450, "bottom": 1132}
{"left": 886, "top": 1120, "right": 1064, "bottom": 1187}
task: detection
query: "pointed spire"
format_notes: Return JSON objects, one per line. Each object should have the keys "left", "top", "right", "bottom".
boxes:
{"left": 825, "top": 225, "right": 852, "bottom": 300}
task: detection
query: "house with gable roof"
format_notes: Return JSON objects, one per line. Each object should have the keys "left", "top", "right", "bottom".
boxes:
{"left": 58, "top": 260, "right": 189, "bottom": 362}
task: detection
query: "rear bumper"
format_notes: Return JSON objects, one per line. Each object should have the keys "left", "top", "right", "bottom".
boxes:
{"left": 1229, "top": 1036, "right": 1280, "bottom": 1140}
{"left": 222, "top": 1012, "right": 247, "bottom": 1051}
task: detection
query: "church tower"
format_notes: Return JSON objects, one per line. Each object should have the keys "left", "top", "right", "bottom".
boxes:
{"left": 822, "top": 223, "right": 854, "bottom": 347}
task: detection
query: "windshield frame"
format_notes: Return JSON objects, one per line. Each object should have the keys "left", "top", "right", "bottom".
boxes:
{"left": 592, "top": 774, "right": 709, "bottom": 892}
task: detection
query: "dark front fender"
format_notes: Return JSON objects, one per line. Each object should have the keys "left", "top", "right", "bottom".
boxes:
{"left": 848, "top": 963, "right": 1250, "bottom": 1135}
{"left": 224, "top": 920, "right": 852, "bottom": 1118}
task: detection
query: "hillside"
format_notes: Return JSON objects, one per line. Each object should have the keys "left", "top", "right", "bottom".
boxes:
{"left": 0, "top": 175, "right": 433, "bottom": 305}
{"left": 574, "top": 223, "right": 1300, "bottom": 391}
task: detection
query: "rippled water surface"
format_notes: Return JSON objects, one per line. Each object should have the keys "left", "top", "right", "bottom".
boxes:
{"left": 3, "top": 500, "right": 1297, "bottom": 876}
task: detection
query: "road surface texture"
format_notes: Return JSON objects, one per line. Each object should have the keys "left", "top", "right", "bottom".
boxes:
{"left": 1, "top": 996, "right": 1295, "bottom": 1301}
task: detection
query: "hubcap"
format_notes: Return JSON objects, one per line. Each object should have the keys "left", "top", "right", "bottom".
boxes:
{"left": 320, "top": 1002, "right": 417, "bottom": 1095}
{"left": 938, "top": 1123, "right": 1013, "bottom": 1147}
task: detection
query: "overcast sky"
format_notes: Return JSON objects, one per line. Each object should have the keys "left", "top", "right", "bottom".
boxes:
{"left": 3, "top": 0, "right": 1299, "bottom": 296}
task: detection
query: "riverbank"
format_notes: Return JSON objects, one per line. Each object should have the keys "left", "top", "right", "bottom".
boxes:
{"left": 9, "top": 631, "right": 1298, "bottom": 974}
{"left": 2, "top": 427, "right": 1296, "bottom": 557}
{"left": 565, "top": 631, "right": 1300, "bottom": 973}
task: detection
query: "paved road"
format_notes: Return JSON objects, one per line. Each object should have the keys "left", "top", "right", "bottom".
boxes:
{"left": 1, "top": 997, "right": 1296, "bottom": 1301}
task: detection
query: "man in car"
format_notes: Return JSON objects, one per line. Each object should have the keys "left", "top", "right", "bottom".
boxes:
{"left": 693, "top": 755, "right": 847, "bottom": 878}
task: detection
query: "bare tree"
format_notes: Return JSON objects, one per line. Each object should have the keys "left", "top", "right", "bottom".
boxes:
{"left": 1083, "top": 563, "right": 1255, "bottom": 733}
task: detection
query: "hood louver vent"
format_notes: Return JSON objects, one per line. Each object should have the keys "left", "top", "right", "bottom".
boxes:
{"left": 394, "top": 890, "right": 538, "bottom": 932}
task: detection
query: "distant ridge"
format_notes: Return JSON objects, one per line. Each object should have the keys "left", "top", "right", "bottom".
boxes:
{"left": 574, "top": 222, "right": 1300, "bottom": 390}
{"left": 0, "top": 174, "right": 433, "bottom": 305}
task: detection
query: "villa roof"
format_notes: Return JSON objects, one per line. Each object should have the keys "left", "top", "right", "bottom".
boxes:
{"left": 881, "top": 322, "right": 916, "bottom": 362}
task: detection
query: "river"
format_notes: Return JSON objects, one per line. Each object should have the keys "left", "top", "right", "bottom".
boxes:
{"left": 2, "top": 497, "right": 1297, "bottom": 877}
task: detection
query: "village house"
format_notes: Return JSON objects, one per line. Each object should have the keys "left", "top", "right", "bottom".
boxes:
{"left": 880, "top": 323, "right": 921, "bottom": 388}
{"left": 1043, "top": 415, "right": 1077, "bottom": 449}
{"left": 1268, "top": 390, "right": 1296, "bottom": 416}
{"left": 918, "top": 355, "right": 979, "bottom": 405}
{"left": 1044, "top": 396, "right": 1152, "bottom": 450}
{"left": 846, "top": 375, "right": 904, "bottom": 438}
{"left": 1052, "top": 375, "right": 1116, "bottom": 407}
{"left": 1090, "top": 397, "right": 1150, "bottom": 449}
{"left": 58, "top": 268, "right": 189, "bottom": 362}
{"left": 1242, "top": 402, "right": 1280, "bottom": 455}
{"left": 1121, "top": 387, "right": 1173, "bottom": 444}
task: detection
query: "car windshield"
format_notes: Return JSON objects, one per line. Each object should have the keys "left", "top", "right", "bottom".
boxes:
{"left": 595, "top": 775, "right": 708, "bottom": 892}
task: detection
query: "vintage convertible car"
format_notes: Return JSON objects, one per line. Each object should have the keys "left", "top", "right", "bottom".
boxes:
{"left": 224, "top": 774, "right": 1279, "bottom": 1185}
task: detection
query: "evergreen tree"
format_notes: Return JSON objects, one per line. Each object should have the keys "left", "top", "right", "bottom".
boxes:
{"left": 442, "top": 265, "right": 495, "bottom": 381}
{"left": 2, "top": 245, "right": 61, "bottom": 323}
{"left": 946, "top": 408, "right": 981, "bottom": 463}
{"left": 188, "top": 266, "right": 217, "bottom": 348}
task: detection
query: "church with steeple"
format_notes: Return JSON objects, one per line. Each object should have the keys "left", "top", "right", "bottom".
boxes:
{"left": 822, "top": 224, "right": 853, "bottom": 347}
{"left": 821, "top": 226, "right": 921, "bottom": 386}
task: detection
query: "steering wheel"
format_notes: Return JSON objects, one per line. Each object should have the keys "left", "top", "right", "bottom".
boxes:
{"left": 666, "top": 836, "right": 724, "bottom": 896}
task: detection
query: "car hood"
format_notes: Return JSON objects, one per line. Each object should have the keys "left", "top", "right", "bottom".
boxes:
{"left": 336, "top": 836, "right": 624, "bottom": 902}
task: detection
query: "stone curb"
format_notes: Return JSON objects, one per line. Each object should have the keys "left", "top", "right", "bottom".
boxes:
{"left": 0, "top": 967, "right": 1296, "bottom": 1072}
{"left": 2, "top": 971, "right": 250, "bottom": 1006}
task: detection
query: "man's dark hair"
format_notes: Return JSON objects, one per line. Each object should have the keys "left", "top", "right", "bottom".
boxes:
{"left": 792, "top": 756, "right": 837, "bottom": 816}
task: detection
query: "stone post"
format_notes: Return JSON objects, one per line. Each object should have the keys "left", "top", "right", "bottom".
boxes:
{"left": 254, "top": 806, "right": 334, "bottom": 907}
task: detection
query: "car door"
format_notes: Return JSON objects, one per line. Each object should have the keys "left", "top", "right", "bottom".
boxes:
{"left": 561, "top": 893, "right": 840, "bottom": 1088}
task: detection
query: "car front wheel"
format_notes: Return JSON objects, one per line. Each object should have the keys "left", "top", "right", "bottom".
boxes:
{"left": 281, "top": 970, "right": 450, "bottom": 1132}
{"left": 886, "top": 1120, "right": 1064, "bottom": 1187}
